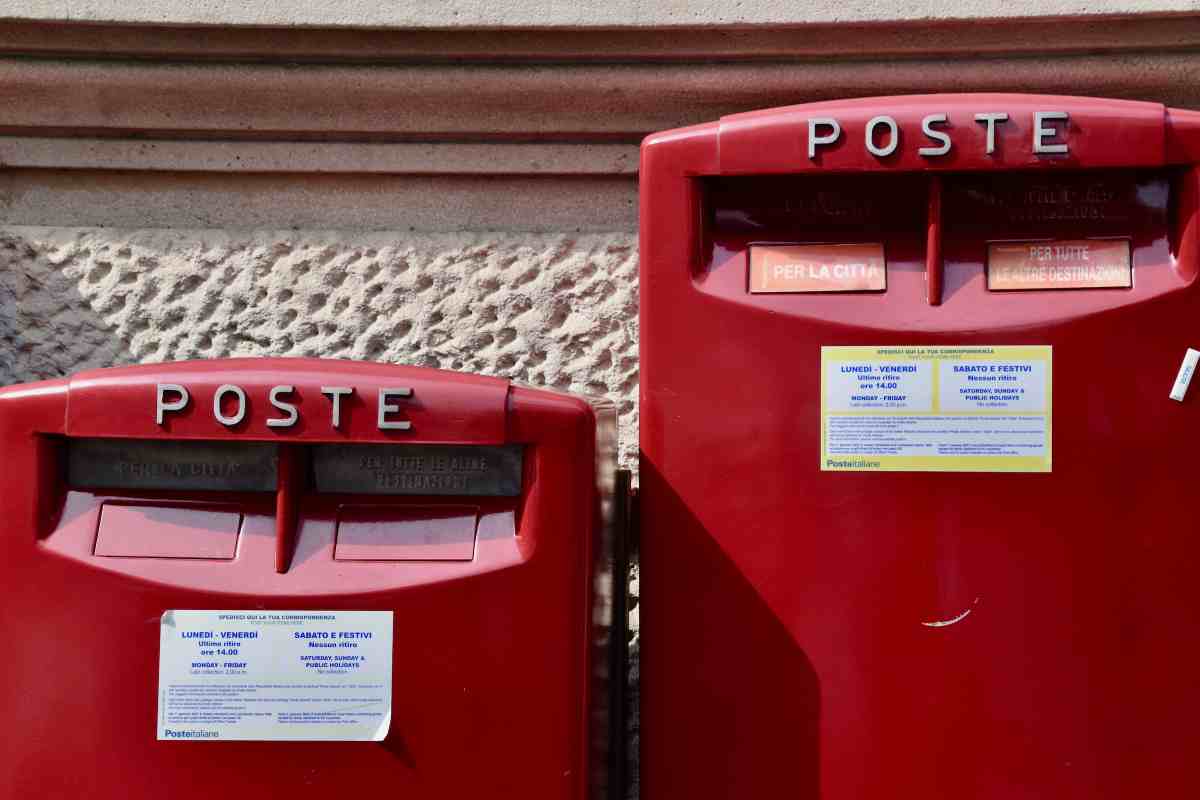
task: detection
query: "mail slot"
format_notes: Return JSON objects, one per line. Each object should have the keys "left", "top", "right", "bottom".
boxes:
{"left": 0, "top": 358, "right": 626, "bottom": 800}
{"left": 640, "top": 94, "right": 1200, "bottom": 799}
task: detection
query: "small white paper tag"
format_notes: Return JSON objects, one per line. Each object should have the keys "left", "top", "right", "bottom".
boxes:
{"left": 1170, "top": 348, "right": 1200, "bottom": 402}
{"left": 158, "top": 610, "right": 393, "bottom": 741}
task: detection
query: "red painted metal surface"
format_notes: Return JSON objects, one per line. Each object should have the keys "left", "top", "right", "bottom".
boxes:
{"left": 640, "top": 94, "right": 1200, "bottom": 799}
{"left": 0, "top": 358, "right": 616, "bottom": 800}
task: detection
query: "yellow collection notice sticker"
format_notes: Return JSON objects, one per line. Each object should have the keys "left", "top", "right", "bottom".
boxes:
{"left": 821, "top": 346, "right": 1052, "bottom": 472}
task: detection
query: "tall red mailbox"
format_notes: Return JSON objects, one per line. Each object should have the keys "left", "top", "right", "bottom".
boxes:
{"left": 0, "top": 358, "right": 624, "bottom": 800}
{"left": 640, "top": 94, "right": 1200, "bottom": 798}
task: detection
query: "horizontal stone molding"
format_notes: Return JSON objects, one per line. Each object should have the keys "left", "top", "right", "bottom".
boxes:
{"left": 0, "top": 138, "right": 639, "bottom": 175}
{"left": 2, "top": 13, "right": 1198, "bottom": 231}
{"left": 1, "top": 15, "right": 1200, "bottom": 62}
{"left": 3, "top": 49, "right": 1200, "bottom": 147}
{"left": 0, "top": 170, "right": 638, "bottom": 231}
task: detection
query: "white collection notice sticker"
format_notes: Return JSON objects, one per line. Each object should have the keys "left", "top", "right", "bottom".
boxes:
{"left": 158, "top": 610, "right": 393, "bottom": 742}
{"left": 821, "top": 346, "right": 1052, "bottom": 472}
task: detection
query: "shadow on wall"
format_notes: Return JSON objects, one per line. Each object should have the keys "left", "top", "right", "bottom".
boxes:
{"left": 0, "top": 226, "right": 640, "bottom": 470}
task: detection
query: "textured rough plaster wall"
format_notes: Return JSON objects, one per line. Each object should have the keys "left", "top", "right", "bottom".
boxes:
{"left": 0, "top": 227, "right": 640, "bottom": 469}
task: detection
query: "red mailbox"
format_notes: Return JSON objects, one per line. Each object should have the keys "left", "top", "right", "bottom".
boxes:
{"left": 0, "top": 358, "right": 624, "bottom": 800}
{"left": 640, "top": 94, "right": 1200, "bottom": 798}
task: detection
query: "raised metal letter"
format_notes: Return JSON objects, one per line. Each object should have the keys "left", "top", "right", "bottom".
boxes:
{"left": 155, "top": 383, "right": 189, "bottom": 425}
{"left": 865, "top": 116, "right": 899, "bottom": 158}
{"left": 1034, "top": 111, "right": 1069, "bottom": 155}
{"left": 974, "top": 112, "right": 1008, "bottom": 154}
{"left": 267, "top": 385, "right": 299, "bottom": 428}
{"left": 807, "top": 117, "right": 841, "bottom": 159}
{"left": 919, "top": 113, "right": 951, "bottom": 157}
{"left": 377, "top": 388, "right": 413, "bottom": 431}
{"left": 321, "top": 386, "right": 354, "bottom": 429}
{"left": 213, "top": 384, "right": 247, "bottom": 427}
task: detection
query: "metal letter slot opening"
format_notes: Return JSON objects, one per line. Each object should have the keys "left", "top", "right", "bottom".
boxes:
{"left": 67, "top": 438, "right": 278, "bottom": 493}
{"left": 312, "top": 444, "right": 523, "bottom": 497}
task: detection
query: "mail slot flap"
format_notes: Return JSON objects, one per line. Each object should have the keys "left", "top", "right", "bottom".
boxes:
{"left": 717, "top": 94, "right": 1166, "bottom": 175}
{"left": 95, "top": 503, "right": 241, "bottom": 559}
{"left": 65, "top": 358, "right": 509, "bottom": 443}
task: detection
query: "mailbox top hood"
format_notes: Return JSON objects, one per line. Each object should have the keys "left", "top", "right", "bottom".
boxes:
{"left": 643, "top": 93, "right": 1200, "bottom": 175}
{"left": 3, "top": 357, "right": 513, "bottom": 445}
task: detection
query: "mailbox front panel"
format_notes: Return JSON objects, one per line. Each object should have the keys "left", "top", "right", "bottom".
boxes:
{"left": 640, "top": 95, "right": 1200, "bottom": 799}
{"left": 0, "top": 359, "right": 616, "bottom": 800}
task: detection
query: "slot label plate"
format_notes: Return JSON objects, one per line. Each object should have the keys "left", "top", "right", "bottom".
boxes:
{"left": 988, "top": 239, "right": 1131, "bottom": 290}
{"left": 750, "top": 243, "right": 886, "bottom": 293}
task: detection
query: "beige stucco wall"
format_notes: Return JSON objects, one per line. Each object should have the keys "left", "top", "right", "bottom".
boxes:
{"left": 5, "top": 0, "right": 1197, "bottom": 26}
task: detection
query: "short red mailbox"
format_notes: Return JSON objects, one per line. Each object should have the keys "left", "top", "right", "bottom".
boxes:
{"left": 0, "top": 358, "right": 622, "bottom": 800}
{"left": 640, "top": 94, "right": 1200, "bottom": 799}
